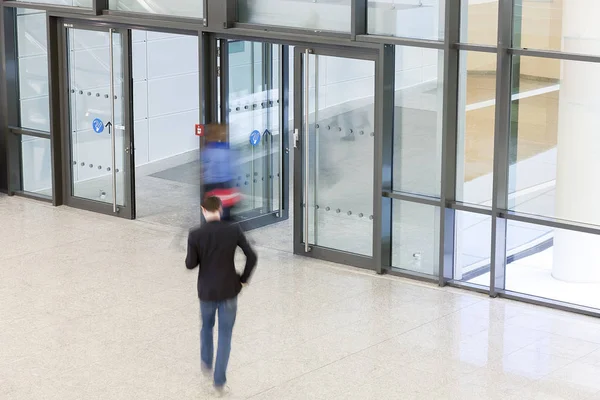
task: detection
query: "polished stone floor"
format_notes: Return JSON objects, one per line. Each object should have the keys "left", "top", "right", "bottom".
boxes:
{"left": 3, "top": 194, "right": 600, "bottom": 399}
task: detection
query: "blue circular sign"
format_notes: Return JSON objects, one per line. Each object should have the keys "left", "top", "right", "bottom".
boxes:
{"left": 92, "top": 118, "right": 104, "bottom": 134}
{"left": 249, "top": 130, "right": 261, "bottom": 146}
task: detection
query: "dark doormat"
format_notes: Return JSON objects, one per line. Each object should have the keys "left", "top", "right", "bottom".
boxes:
{"left": 149, "top": 159, "right": 201, "bottom": 185}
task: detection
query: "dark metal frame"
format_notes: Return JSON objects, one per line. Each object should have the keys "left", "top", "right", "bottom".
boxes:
{"left": 292, "top": 44, "right": 378, "bottom": 270}
{"left": 2, "top": 0, "right": 600, "bottom": 317}
{"left": 57, "top": 20, "right": 134, "bottom": 218}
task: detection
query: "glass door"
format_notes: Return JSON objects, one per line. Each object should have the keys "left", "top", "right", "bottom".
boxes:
{"left": 293, "top": 47, "right": 376, "bottom": 268}
{"left": 219, "top": 40, "right": 289, "bottom": 230}
{"left": 61, "top": 23, "right": 134, "bottom": 218}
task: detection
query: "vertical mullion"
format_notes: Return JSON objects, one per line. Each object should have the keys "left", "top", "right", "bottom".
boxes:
{"left": 489, "top": 0, "right": 514, "bottom": 296}
{"left": 280, "top": 44, "right": 289, "bottom": 220}
{"left": 0, "top": 0, "right": 6, "bottom": 192}
{"left": 438, "top": 0, "right": 460, "bottom": 285}
{"left": 219, "top": 39, "right": 229, "bottom": 127}
{"left": 351, "top": 0, "right": 367, "bottom": 40}
{"left": 292, "top": 47, "right": 303, "bottom": 255}
{"left": 374, "top": 44, "right": 394, "bottom": 274}
{"left": 198, "top": 32, "right": 217, "bottom": 204}
{"left": 47, "top": 14, "right": 63, "bottom": 205}
{"left": 3, "top": 6, "right": 22, "bottom": 193}
{"left": 122, "top": 27, "right": 134, "bottom": 218}
{"left": 93, "top": 0, "right": 109, "bottom": 15}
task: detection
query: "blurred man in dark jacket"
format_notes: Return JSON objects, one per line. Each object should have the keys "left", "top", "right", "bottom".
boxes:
{"left": 186, "top": 196, "right": 257, "bottom": 394}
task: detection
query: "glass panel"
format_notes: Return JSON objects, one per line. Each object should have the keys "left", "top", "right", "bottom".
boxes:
{"left": 68, "top": 28, "right": 127, "bottom": 206}
{"left": 304, "top": 54, "right": 375, "bottom": 257}
{"left": 513, "top": 0, "right": 598, "bottom": 57}
{"left": 509, "top": 56, "right": 600, "bottom": 227}
{"left": 21, "top": 136, "right": 52, "bottom": 196}
{"left": 393, "top": 46, "right": 444, "bottom": 197}
{"left": 367, "top": 0, "right": 444, "bottom": 40}
{"left": 130, "top": 30, "right": 200, "bottom": 228}
{"left": 454, "top": 211, "right": 491, "bottom": 287}
{"left": 238, "top": 0, "right": 351, "bottom": 32}
{"left": 16, "top": 9, "right": 50, "bottom": 132}
{"left": 227, "top": 41, "right": 281, "bottom": 220}
{"left": 15, "top": 0, "right": 92, "bottom": 6}
{"left": 505, "top": 220, "right": 600, "bottom": 310}
{"left": 109, "top": 0, "right": 203, "bottom": 18}
{"left": 456, "top": 51, "right": 497, "bottom": 206}
{"left": 392, "top": 200, "right": 439, "bottom": 276}
{"left": 460, "top": 0, "right": 498, "bottom": 45}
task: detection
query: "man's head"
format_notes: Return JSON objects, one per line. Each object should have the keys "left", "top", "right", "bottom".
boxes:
{"left": 202, "top": 196, "right": 222, "bottom": 221}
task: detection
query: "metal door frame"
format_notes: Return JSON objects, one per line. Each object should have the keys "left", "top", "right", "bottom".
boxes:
{"left": 293, "top": 45, "right": 378, "bottom": 270}
{"left": 58, "top": 19, "right": 135, "bottom": 219}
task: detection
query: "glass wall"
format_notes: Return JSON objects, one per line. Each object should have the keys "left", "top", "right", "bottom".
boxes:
{"left": 460, "top": 0, "right": 498, "bottom": 45}
{"left": 368, "top": 0, "right": 444, "bottom": 40}
{"left": 109, "top": 0, "right": 204, "bottom": 19}
{"left": 393, "top": 46, "right": 444, "bottom": 197}
{"left": 505, "top": 221, "right": 600, "bottom": 310}
{"left": 238, "top": 0, "right": 350, "bottom": 32}
{"left": 456, "top": 51, "right": 496, "bottom": 206}
{"left": 15, "top": 0, "right": 92, "bottom": 6}
{"left": 304, "top": 54, "right": 375, "bottom": 257}
{"left": 4, "top": 0, "right": 600, "bottom": 316}
{"left": 392, "top": 200, "right": 440, "bottom": 275}
{"left": 17, "top": 8, "right": 50, "bottom": 132}
{"left": 226, "top": 41, "right": 282, "bottom": 221}
{"left": 21, "top": 135, "right": 52, "bottom": 195}
{"left": 11, "top": 8, "right": 52, "bottom": 197}
{"left": 454, "top": 211, "right": 491, "bottom": 287}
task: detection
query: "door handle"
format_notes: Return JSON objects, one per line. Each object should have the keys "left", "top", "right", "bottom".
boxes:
{"left": 303, "top": 49, "right": 311, "bottom": 253}
{"left": 109, "top": 28, "right": 117, "bottom": 213}
{"left": 293, "top": 129, "right": 299, "bottom": 149}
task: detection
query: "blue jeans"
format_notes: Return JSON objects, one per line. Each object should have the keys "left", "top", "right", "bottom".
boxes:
{"left": 200, "top": 297, "right": 238, "bottom": 386}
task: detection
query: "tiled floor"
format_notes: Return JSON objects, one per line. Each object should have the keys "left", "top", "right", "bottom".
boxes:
{"left": 3, "top": 194, "right": 600, "bottom": 399}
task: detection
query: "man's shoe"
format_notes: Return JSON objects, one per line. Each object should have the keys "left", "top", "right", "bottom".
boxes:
{"left": 201, "top": 363, "right": 212, "bottom": 378}
{"left": 213, "top": 384, "right": 230, "bottom": 397}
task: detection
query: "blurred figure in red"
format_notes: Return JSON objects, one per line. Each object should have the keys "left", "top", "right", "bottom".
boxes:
{"left": 202, "top": 124, "right": 240, "bottom": 221}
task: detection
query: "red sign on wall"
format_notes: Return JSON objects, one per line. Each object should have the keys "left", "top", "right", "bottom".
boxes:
{"left": 195, "top": 124, "right": 205, "bottom": 137}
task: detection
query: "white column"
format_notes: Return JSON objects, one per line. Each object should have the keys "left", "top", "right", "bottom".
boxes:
{"left": 552, "top": 0, "right": 600, "bottom": 282}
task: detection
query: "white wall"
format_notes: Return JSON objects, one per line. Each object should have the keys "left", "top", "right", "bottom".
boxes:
{"left": 131, "top": 30, "right": 199, "bottom": 167}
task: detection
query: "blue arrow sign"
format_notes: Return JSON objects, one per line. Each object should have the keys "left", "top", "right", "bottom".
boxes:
{"left": 92, "top": 118, "right": 104, "bottom": 134}
{"left": 249, "top": 130, "right": 261, "bottom": 146}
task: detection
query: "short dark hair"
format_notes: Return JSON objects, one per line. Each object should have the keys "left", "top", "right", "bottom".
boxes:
{"left": 202, "top": 196, "right": 222, "bottom": 212}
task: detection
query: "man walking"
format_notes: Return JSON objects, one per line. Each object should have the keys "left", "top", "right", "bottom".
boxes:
{"left": 186, "top": 196, "right": 257, "bottom": 394}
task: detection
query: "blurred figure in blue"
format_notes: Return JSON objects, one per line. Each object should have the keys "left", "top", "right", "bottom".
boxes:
{"left": 202, "top": 124, "right": 240, "bottom": 222}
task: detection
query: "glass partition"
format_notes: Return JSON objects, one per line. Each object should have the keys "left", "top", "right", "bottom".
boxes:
{"left": 505, "top": 220, "right": 600, "bottom": 310}
{"left": 513, "top": 0, "right": 596, "bottom": 56}
{"left": 509, "top": 56, "right": 600, "bottom": 226}
{"left": 368, "top": 0, "right": 444, "bottom": 40}
{"left": 302, "top": 53, "right": 375, "bottom": 257}
{"left": 456, "top": 51, "right": 497, "bottom": 206}
{"left": 393, "top": 46, "right": 444, "bottom": 197}
{"left": 15, "top": 0, "right": 92, "bottom": 6}
{"left": 392, "top": 200, "right": 440, "bottom": 275}
{"left": 16, "top": 8, "right": 50, "bottom": 132}
{"left": 238, "top": 0, "right": 351, "bottom": 32}
{"left": 460, "top": 0, "right": 498, "bottom": 45}
{"left": 227, "top": 41, "right": 282, "bottom": 221}
{"left": 109, "top": 0, "right": 204, "bottom": 19}
{"left": 21, "top": 135, "right": 52, "bottom": 196}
